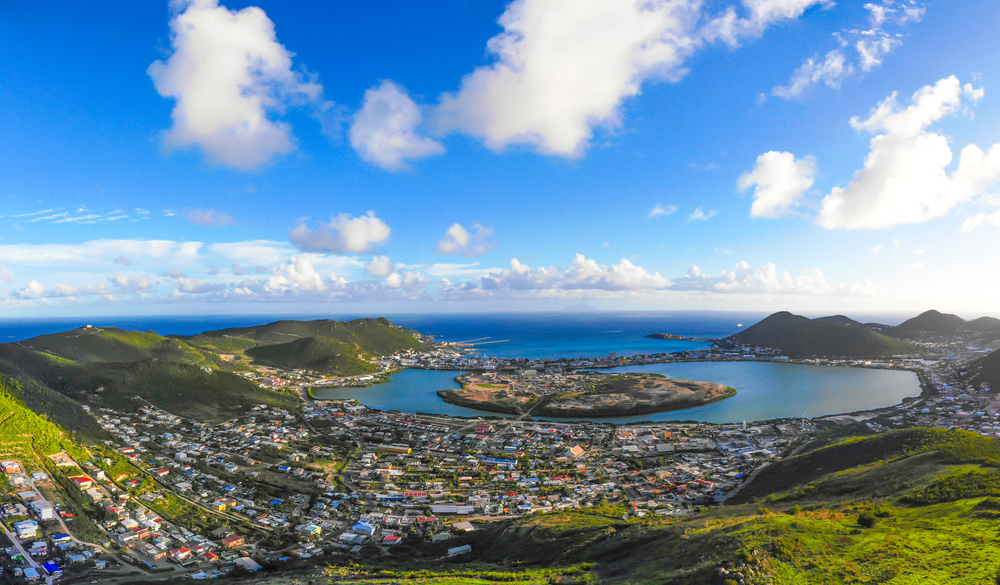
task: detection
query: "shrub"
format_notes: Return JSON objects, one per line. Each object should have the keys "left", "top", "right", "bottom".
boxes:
{"left": 858, "top": 513, "right": 876, "bottom": 528}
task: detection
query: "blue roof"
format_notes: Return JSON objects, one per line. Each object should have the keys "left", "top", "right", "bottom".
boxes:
{"left": 42, "top": 562, "right": 60, "bottom": 571}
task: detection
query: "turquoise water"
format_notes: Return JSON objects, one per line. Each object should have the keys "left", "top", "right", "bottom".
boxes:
{"left": 312, "top": 362, "right": 920, "bottom": 424}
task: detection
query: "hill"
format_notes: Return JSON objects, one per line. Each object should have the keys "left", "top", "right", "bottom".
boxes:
{"left": 179, "top": 317, "right": 428, "bottom": 374}
{"left": 812, "top": 315, "right": 864, "bottom": 327}
{"left": 961, "top": 316, "right": 1000, "bottom": 333}
{"left": 891, "top": 309, "right": 966, "bottom": 335}
{"left": 972, "top": 347, "right": 1000, "bottom": 390}
{"left": 245, "top": 336, "right": 378, "bottom": 376}
{"left": 726, "top": 311, "right": 917, "bottom": 357}
{"left": 0, "top": 374, "right": 89, "bottom": 470}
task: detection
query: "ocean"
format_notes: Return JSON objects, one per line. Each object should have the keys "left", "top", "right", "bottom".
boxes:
{"left": 0, "top": 310, "right": 764, "bottom": 357}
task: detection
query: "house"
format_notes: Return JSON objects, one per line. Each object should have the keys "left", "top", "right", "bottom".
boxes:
{"left": 448, "top": 544, "right": 472, "bottom": 557}
{"left": 233, "top": 557, "right": 263, "bottom": 572}
{"left": 30, "top": 499, "right": 55, "bottom": 520}
{"left": 382, "top": 535, "right": 402, "bottom": 545}
{"left": 222, "top": 536, "right": 245, "bottom": 548}
{"left": 13, "top": 520, "right": 38, "bottom": 539}
{"left": 41, "top": 562, "right": 61, "bottom": 577}
{"left": 68, "top": 476, "right": 93, "bottom": 490}
{"left": 169, "top": 547, "right": 192, "bottom": 562}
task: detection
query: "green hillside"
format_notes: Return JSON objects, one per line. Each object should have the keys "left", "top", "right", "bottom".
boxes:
{"left": 0, "top": 374, "right": 88, "bottom": 470}
{"left": 729, "top": 311, "right": 917, "bottom": 357}
{"left": 324, "top": 427, "right": 1000, "bottom": 585}
{"left": 890, "top": 309, "right": 966, "bottom": 336}
{"left": 962, "top": 316, "right": 1000, "bottom": 333}
{"left": 972, "top": 347, "right": 1000, "bottom": 390}
{"left": 180, "top": 317, "right": 427, "bottom": 374}
{"left": 0, "top": 341, "right": 297, "bottom": 423}
{"left": 812, "top": 314, "right": 865, "bottom": 327}
{"left": 245, "top": 336, "right": 379, "bottom": 375}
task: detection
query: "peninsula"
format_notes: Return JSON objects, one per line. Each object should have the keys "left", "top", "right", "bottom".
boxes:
{"left": 437, "top": 371, "right": 736, "bottom": 417}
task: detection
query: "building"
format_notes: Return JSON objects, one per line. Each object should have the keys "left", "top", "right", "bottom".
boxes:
{"left": 41, "top": 562, "right": 61, "bottom": 578}
{"left": 222, "top": 536, "right": 245, "bottom": 548}
{"left": 30, "top": 499, "right": 55, "bottom": 520}
{"left": 448, "top": 544, "right": 472, "bottom": 557}
{"left": 13, "top": 520, "right": 38, "bottom": 539}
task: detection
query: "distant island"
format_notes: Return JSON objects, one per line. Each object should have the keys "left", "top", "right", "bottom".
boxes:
{"left": 438, "top": 372, "right": 735, "bottom": 417}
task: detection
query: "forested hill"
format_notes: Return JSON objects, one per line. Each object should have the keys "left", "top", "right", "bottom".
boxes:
{"left": 727, "top": 311, "right": 917, "bottom": 357}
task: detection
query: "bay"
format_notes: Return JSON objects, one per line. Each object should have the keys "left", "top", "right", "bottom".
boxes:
{"left": 312, "top": 362, "right": 921, "bottom": 424}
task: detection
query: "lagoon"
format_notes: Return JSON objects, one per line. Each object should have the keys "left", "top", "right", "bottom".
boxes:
{"left": 312, "top": 362, "right": 921, "bottom": 424}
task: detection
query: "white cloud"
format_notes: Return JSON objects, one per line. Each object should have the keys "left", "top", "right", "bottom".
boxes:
{"left": 266, "top": 256, "right": 325, "bottom": 292}
{"left": 688, "top": 207, "right": 717, "bottom": 221}
{"left": 148, "top": 0, "right": 327, "bottom": 169}
{"left": 0, "top": 240, "right": 203, "bottom": 267}
{"left": 817, "top": 76, "right": 1000, "bottom": 229}
{"left": 109, "top": 276, "right": 154, "bottom": 293}
{"left": 184, "top": 209, "right": 237, "bottom": 227}
{"left": 436, "top": 223, "right": 496, "bottom": 257}
{"left": 385, "top": 271, "right": 431, "bottom": 290}
{"left": 772, "top": 1, "right": 923, "bottom": 99}
{"left": 175, "top": 277, "right": 226, "bottom": 294}
{"left": 350, "top": 81, "right": 444, "bottom": 171}
{"left": 0, "top": 267, "right": 13, "bottom": 283}
{"left": 866, "top": 244, "right": 883, "bottom": 254}
{"left": 648, "top": 203, "right": 679, "bottom": 219}
{"left": 961, "top": 210, "right": 1000, "bottom": 233}
{"left": 772, "top": 50, "right": 853, "bottom": 99}
{"left": 480, "top": 254, "right": 671, "bottom": 292}
{"left": 435, "top": 0, "right": 823, "bottom": 157}
{"left": 739, "top": 151, "right": 816, "bottom": 218}
{"left": 670, "top": 261, "right": 876, "bottom": 296}
{"left": 10, "top": 280, "right": 112, "bottom": 300}
{"left": 288, "top": 212, "right": 391, "bottom": 254}
{"left": 365, "top": 255, "right": 395, "bottom": 277}
{"left": 911, "top": 261, "right": 924, "bottom": 270}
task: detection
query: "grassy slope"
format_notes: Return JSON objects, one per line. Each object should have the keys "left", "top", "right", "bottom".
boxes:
{"left": 271, "top": 427, "right": 1000, "bottom": 585}
{"left": 0, "top": 374, "right": 88, "bottom": 469}
{"left": 245, "top": 337, "right": 378, "bottom": 376}
{"left": 183, "top": 317, "right": 427, "bottom": 375}
{"left": 732, "top": 311, "right": 916, "bottom": 357}
{"left": 0, "top": 342, "right": 296, "bottom": 424}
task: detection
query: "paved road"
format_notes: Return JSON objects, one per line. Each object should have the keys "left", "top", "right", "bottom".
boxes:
{"left": 1, "top": 522, "right": 53, "bottom": 585}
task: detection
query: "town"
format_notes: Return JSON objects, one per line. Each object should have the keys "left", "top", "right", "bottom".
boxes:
{"left": 0, "top": 327, "right": 996, "bottom": 584}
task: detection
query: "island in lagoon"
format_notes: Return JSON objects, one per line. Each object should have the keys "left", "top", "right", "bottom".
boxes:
{"left": 437, "top": 371, "right": 736, "bottom": 417}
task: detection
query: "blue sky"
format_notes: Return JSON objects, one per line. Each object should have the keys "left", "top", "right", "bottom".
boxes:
{"left": 1, "top": 0, "right": 999, "bottom": 317}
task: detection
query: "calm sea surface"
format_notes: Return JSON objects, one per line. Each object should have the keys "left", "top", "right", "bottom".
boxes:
{"left": 0, "top": 311, "right": 919, "bottom": 423}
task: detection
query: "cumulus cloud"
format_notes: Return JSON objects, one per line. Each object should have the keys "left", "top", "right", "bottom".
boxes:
{"left": 184, "top": 209, "right": 237, "bottom": 227}
{"left": 175, "top": 277, "right": 226, "bottom": 294}
{"left": 289, "top": 212, "right": 391, "bottom": 254}
{"left": 688, "top": 207, "right": 717, "bottom": 221}
{"left": 739, "top": 151, "right": 816, "bottom": 218}
{"left": 817, "top": 76, "right": 1000, "bottom": 229}
{"left": 350, "top": 81, "right": 444, "bottom": 170}
{"left": 365, "top": 255, "right": 395, "bottom": 277}
{"left": 10, "top": 280, "right": 112, "bottom": 300}
{"left": 385, "top": 271, "right": 432, "bottom": 290}
{"left": 108, "top": 276, "right": 154, "bottom": 293}
{"left": 266, "top": 256, "right": 325, "bottom": 292}
{"left": 436, "top": 223, "right": 496, "bottom": 257}
{"left": 866, "top": 244, "right": 883, "bottom": 254}
{"left": 648, "top": 203, "right": 679, "bottom": 218}
{"left": 435, "top": 0, "right": 824, "bottom": 157}
{"left": 670, "top": 261, "right": 876, "bottom": 296}
{"left": 163, "top": 269, "right": 187, "bottom": 279}
{"left": 480, "top": 255, "right": 672, "bottom": 292}
{"left": 148, "top": 0, "right": 328, "bottom": 169}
